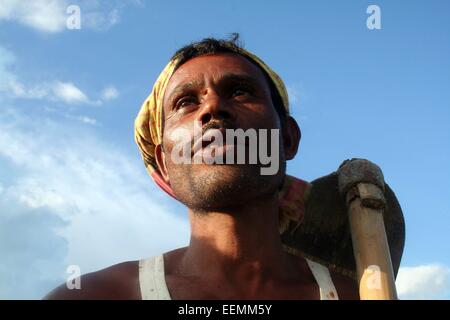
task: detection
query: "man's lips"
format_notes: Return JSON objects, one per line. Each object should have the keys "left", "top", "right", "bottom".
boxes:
{"left": 191, "top": 127, "right": 227, "bottom": 158}
{"left": 191, "top": 127, "right": 251, "bottom": 161}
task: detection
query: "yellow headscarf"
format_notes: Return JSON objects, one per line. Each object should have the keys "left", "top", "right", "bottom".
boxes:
{"left": 134, "top": 46, "right": 309, "bottom": 232}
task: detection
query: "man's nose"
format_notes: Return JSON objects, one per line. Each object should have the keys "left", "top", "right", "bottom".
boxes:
{"left": 196, "top": 91, "right": 234, "bottom": 125}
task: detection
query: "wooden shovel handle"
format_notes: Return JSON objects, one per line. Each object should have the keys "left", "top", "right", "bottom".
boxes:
{"left": 347, "top": 188, "right": 398, "bottom": 299}
{"left": 338, "top": 159, "right": 398, "bottom": 300}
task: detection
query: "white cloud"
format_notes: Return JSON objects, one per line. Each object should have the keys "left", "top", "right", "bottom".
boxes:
{"left": 83, "top": 8, "right": 120, "bottom": 31}
{"left": 18, "top": 183, "right": 67, "bottom": 209}
{"left": 0, "top": 0, "right": 68, "bottom": 33}
{"left": 100, "top": 85, "right": 119, "bottom": 100}
{"left": 0, "top": 46, "right": 117, "bottom": 106}
{"left": 0, "top": 107, "right": 189, "bottom": 299}
{"left": 2, "top": 77, "right": 97, "bottom": 105}
{"left": 62, "top": 114, "right": 98, "bottom": 125}
{"left": 0, "top": 47, "right": 51, "bottom": 100}
{"left": 75, "top": 115, "right": 97, "bottom": 125}
{"left": 0, "top": 0, "right": 140, "bottom": 33}
{"left": 0, "top": 46, "right": 77, "bottom": 102}
{"left": 52, "top": 81, "right": 89, "bottom": 104}
{"left": 0, "top": 46, "right": 23, "bottom": 97}
{"left": 396, "top": 264, "right": 450, "bottom": 299}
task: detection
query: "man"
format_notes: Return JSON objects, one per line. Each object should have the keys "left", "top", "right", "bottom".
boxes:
{"left": 45, "top": 35, "right": 359, "bottom": 300}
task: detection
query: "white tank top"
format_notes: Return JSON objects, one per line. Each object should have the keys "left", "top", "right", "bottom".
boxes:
{"left": 139, "top": 254, "right": 339, "bottom": 300}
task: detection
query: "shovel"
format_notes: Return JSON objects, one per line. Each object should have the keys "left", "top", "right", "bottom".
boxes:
{"left": 281, "top": 158, "right": 405, "bottom": 300}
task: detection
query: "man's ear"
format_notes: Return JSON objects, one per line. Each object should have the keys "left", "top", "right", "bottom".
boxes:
{"left": 155, "top": 144, "right": 170, "bottom": 184}
{"left": 282, "top": 116, "right": 301, "bottom": 160}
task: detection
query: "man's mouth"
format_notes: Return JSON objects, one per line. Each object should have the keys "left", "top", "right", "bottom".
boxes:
{"left": 168, "top": 120, "right": 280, "bottom": 174}
{"left": 191, "top": 127, "right": 227, "bottom": 159}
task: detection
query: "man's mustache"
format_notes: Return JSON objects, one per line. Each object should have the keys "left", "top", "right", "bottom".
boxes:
{"left": 191, "top": 120, "right": 237, "bottom": 157}
{"left": 200, "top": 119, "right": 237, "bottom": 136}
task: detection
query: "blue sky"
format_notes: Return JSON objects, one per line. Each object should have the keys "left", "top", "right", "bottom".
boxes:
{"left": 0, "top": 0, "right": 449, "bottom": 299}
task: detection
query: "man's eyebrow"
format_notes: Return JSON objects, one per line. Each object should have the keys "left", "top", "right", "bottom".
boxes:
{"left": 166, "top": 73, "right": 263, "bottom": 104}
{"left": 166, "top": 80, "right": 205, "bottom": 104}
{"left": 215, "top": 73, "right": 264, "bottom": 90}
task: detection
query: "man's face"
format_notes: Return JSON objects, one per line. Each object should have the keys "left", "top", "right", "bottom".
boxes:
{"left": 157, "top": 53, "right": 290, "bottom": 211}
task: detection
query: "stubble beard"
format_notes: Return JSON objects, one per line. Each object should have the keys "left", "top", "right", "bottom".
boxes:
{"left": 167, "top": 161, "right": 286, "bottom": 214}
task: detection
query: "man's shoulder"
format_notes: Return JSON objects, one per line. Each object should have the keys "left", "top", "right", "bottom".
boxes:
{"left": 43, "top": 260, "right": 140, "bottom": 300}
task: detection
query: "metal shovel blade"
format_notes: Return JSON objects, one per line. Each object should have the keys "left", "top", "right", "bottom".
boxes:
{"left": 281, "top": 171, "right": 405, "bottom": 280}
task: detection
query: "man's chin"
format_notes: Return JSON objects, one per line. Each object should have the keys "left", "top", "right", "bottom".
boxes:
{"left": 170, "top": 163, "right": 282, "bottom": 211}
{"left": 191, "top": 163, "right": 264, "bottom": 185}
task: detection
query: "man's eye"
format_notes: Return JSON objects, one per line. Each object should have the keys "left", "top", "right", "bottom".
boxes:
{"left": 176, "top": 96, "right": 197, "bottom": 109}
{"left": 231, "top": 84, "right": 252, "bottom": 98}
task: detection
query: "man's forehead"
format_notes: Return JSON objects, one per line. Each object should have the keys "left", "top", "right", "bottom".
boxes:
{"left": 164, "top": 53, "right": 268, "bottom": 101}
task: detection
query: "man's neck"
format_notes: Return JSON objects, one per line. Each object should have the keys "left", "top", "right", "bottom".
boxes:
{"left": 180, "top": 193, "right": 295, "bottom": 284}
